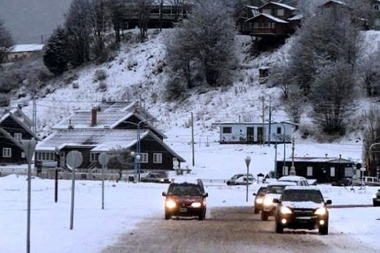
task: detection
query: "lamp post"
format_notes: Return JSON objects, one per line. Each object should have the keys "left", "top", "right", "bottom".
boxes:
{"left": 22, "top": 139, "right": 37, "bottom": 253}
{"left": 245, "top": 156, "right": 251, "bottom": 202}
{"left": 280, "top": 122, "right": 286, "bottom": 175}
{"left": 126, "top": 120, "right": 146, "bottom": 182}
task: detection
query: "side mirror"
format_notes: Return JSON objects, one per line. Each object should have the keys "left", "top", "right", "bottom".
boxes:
{"left": 252, "top": 193, "right": 257, "bottom": 196}
{"left": 162, "top": 192, "right": 167, "bottom": 197}
{"left": 325, "top": 199, "right": 332, "bottom": 205}
{"left": 203, "top": 193, "right": 209, "bottom": 198}
{"left": 273, "top": 198, "right": 280, "bottom": 204}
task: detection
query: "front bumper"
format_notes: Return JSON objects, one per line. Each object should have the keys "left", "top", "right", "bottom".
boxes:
{"left": 166, "top": 206, "right": 206, "bottom": 217}
{"left": 277, "top": 214, "right": 328, "bottom": 230}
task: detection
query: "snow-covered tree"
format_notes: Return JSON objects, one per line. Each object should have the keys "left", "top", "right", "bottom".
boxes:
{"left": 0, "top": 19, "right": 13, "bottom": 64}
{"left": 65, "top": 0, "right": 93, "bottom": 67}
{"left": 43, "top": 26, "right": 69, "bottom": 75}
{"left": 309, "top": 61, "right": 357, "bottom": 135}
{"left": 165, "top": 0, "right": 236, "bottom": 91}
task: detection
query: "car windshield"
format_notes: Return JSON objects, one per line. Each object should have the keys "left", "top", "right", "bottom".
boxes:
{"left": 266, "top": 185, "right": 286, "bottom": 194}
{"left": 282, "top": 190, "right": 323, "bottom": 203}
{"left": 168, "top": 184, "right": 203, "bottom": 196}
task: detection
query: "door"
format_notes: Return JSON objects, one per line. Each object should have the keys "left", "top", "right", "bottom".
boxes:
{"left": 247, "top": 127, "right": 254, "bottom": 142}
{"left": 257, "top": 127, "right": 264, "bottom": 144}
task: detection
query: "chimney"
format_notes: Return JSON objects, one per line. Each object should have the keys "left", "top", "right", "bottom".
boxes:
{"left": 91, "top": 107, "right": 97, "bottom": 126}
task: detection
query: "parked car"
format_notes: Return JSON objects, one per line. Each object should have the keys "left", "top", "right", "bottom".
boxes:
{"left": 278, "top": 175, "right": 310, "bottom": 186}
{"left": 261, "top": 181, "right": 297, "bottom": 221}
{"left": 253, "top": 186, "right": 267, "bottom": 214}
{"left": 373, "top": 189, "right": 380, "bottom": 206}
{"left": 273, "top": 186, "right": 332, "bottom": 235}
{"left": 226, "top": 173, "right": 255, "bottom": 185}
{"left": 162, "top": 182, "right": 208, "bottom": 220}
{"left": 140, "top": 172, "right": 171, "bottom": 183}
{"left": 332, "top": 177, "right": 352, "bottom": 187}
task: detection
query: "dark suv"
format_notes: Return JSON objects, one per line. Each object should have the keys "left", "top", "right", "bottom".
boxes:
{"left": 162, "top": 182, "right": 208, "bottom": 220}
{"left": 273, "top": 187, "right": 332, "bottom": 235}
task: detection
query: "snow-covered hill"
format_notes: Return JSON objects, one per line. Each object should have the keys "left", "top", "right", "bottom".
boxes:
{"left": 11, "top": 29, "right": 380, "bottom": 174}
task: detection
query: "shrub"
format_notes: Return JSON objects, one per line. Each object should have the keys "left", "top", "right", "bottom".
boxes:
{"left": 93, "top": 69, "right": 108, "bottom": 82}
{"left": 0, "top": 93, "right": 10, "bottom": 107}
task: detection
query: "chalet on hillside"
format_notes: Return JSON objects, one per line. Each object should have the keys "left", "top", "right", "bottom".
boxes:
{"left": 6, "top": 44, "right": 44, "bottom": 62}
{"left": 275, "top": 156, "right": 359, "bottom": 184}
{"left": 238, "top": 2, "right": 301, "bottom": 38}
{"left": 119, "top": 0, "right": 192, "bottom": 29}
{"left": 35, "top": 101, "right": 185, "bottom": 174}
{"left": 0, "top": 108, "right": 39, "bottom": 165}
{"left": 213, "top": 122, "right": 295, "bottom": 145}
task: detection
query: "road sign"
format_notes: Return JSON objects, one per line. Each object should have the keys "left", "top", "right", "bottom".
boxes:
{"left": 66, "top": 151, "right": 83, "bottom": 168}
{"left": 98, "top": 153, "right": 109, "bottom": 166}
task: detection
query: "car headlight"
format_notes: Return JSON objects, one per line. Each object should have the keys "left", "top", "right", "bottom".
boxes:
{"left": 315, "top": 207, "right": 327, "bottom": 216}
{"left": 256, "top": 198, "right": 264, "bottom": 204}
{"left": 165, "top": 199, "right": 176, "bottom": 209}
{"left": 373, "top": 194, "right": 377, "bottom": 198}
{"left": 191, "top": 202, "right": 202, "bottom": 208}
{"left": 263, "top": 197, "right": 273, "bottom": 207}
{"left": 280, "top": 206, "right": 292, "bottom": 215}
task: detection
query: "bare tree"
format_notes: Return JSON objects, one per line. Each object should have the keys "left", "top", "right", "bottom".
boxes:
{"left": 0, "top": 19, "right": 13, "bottom": 64}
{"left": 65, "top": 0, "right": 93, "bottom": 67}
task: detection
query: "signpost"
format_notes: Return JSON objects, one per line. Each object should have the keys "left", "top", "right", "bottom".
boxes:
{"left": 66, "top": 150, "right": 83, "bottom": 230}
{"left": 98, "top": 153, "right": 109, "bottom": 210}
{"left": 245, "top": 156, "right": 251, "bottom": 202}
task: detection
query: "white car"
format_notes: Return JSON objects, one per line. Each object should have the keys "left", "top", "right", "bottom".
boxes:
{"left": 261, "top": 181, "right": 297, "bottom": 221}
{"left": 278, "top": 175, "right": 310, "bottom": 186}
{"left": 226, "top": 174, "right": 255, "bottom": 185}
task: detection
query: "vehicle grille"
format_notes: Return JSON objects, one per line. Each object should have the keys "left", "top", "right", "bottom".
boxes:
{"left": 293, "top": 209, "right": 314, "bottom": 217}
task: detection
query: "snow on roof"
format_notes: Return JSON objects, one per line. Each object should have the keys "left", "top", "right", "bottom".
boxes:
{"left": 246, "top": 13, "right": 288, "bottom": 24}
{"left": 9, "top": 44, "right": 44, "bottom": 53}
{"left": 262, "top": 2, "right": 296, "bottom": 11}
{"left": 36, "top": 129, "right": 142, "bottom": 151}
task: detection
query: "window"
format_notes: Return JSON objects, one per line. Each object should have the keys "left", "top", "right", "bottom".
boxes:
{"left": 153, "top": 153, "right": 162, "bottom": 163}
{"left": 330, "top": 167, "right": 335, "bottom": 177}
{"left": 223, "top": 127, "right": 232, "bottom": 134}
{"left": 262, "top": 8, "right": 271, "bottom": 15}
{"left": 14, "top": 133, "right": 22, "bottom": 141}
{"left": 282, "top": 166, "right": 288, "bottom": 176}
{"left": 307, "top": 166, "right": 313, "bottom": 176}
{"left": 91, "top": 153, "right": 99, "bottom": 162}
{"left": 36, "top": 152, "right": 55, "bottom": 161}
{"left": 277, "top": 9, "right": 284, "bottom": 16}
{"left": 140, "top": 153, "right": 148, "bottom": 163}
{"left": 276, "top": 127, "right": 282, "bottom": 134}
{"left": 374, "top": 4, "right": 380, "bottom": 11}
{"left": 3, "top": 148, "right": 11, "bottom": 158}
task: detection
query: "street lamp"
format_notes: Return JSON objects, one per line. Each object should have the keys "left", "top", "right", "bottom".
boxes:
{"left": 130, "top": 151, "right": 141, "bottom": 183}
{"left": 126, "top": 120, "right": 147, "bottom": 182}
{"left": 245, "top": 156, "right": 251, "bottom": 202}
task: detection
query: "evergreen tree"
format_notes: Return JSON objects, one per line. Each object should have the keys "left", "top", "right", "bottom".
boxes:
{"left": 43, "top": 26, "right": 69, "bottom": 75}
{"left": 0, "top": 19, "right": 13, "bottom": 64}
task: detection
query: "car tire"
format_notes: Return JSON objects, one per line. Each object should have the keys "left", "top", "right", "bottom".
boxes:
{"left": 254, "top": 207, "right": 259, "bottom": 214}
{"left": 319, "top": 225, "right": 328, "bottom": 235}
{"left": 275, "top": 222, "right": 283, "bottom": 233}
{"left": 198, "top": 210, "right": 206, "bottom": 220}
{"left": 373, "top": 201, "right": 378, "bottom": 207}
{"left": 261, "top": 211, "right": 268, "bottom": 221}
{"left": 165, "top": 212, "right": 171, "bottom": 220}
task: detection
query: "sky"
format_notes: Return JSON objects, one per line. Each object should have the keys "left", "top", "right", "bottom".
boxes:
{"left": 2, "top": 17, "right": 380, "bottom": 252}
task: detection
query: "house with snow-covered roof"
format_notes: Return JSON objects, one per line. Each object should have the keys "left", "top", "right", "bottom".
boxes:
{"left": 35, "top": 101, "right": 185, "bottom": 174}
{"left": 238, "top": 2, "right": 301, "bottom": 38}
{"left": 6, "top": 44, "right": 44, "bottom": 62}
{"left": 0, "top": 107, "right": 39, "bottom": 166}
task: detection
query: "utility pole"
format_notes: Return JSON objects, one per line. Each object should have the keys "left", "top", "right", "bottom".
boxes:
{"left": 262, "top": 96, "right": 265, "bottom": 145}
{"left": 191, "top": 112, "right": 195, "bottom": 166}
{"left": 32, "top": 95, "right": 37, "bottom": 134}
{"left": 268, "top": 97, "right": 271, "bottom": 146}
{"left": 290, "top": 137, "right": 296, "bottom": 175}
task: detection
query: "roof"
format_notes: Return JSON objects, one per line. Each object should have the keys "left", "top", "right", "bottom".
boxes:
{"left": 9, "top": 44, "right": 44, "bottom": 53}
{"left": 213, "top": 121, "right": 294, "bottom": 126}
{"left": 260, "top": 2, "right": 296, "bottom": 11}
{"left": 246, "top": 13, "right": 288, "bottom": 23}
{"left": 279, "top": 156, "right": 355, "bottom": 163}
{"left": 36, "top": 129, "right": 186, "bottom": 162}
{"left": 0, "top": 108, "right": 39, "bottom": 141}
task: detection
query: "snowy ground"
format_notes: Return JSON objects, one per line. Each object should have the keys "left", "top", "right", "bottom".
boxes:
{"left": 1, "top": 138, "right": 380, "bottom": 253}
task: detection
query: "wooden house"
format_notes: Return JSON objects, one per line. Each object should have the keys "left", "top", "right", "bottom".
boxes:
{"left": 0, "top": 107, "right": 39, "bottom": 165}
{"left": 35, "top": 101, "right": 185, "bottom": 173}
{"left": 239, "top": 2, "right": 301, "bottom": 38}
{"left": 275, "top": 156, "right": 358, "bottom": 184}
{"left": 213, "top": 122, "right": 295, "bottom": 144}
{"left": 370, "top": 0, "right": 380, "bottom": 30}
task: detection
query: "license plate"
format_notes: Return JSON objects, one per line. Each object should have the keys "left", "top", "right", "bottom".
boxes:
{"left": 180, "top": 208, "right": 187, "bottom": 212}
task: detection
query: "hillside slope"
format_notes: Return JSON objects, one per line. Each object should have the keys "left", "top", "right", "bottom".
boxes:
{"left": 12, "top": 29, "right": 380, "bottom": 150}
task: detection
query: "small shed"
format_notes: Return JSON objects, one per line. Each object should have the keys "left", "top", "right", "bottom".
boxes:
{"left": 275, "top": 156, "right": 358, "bottom": 184}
